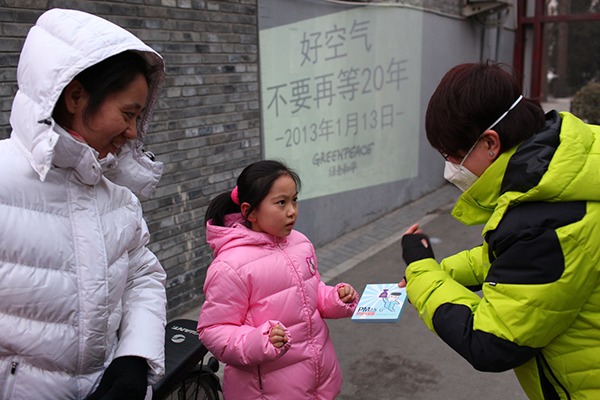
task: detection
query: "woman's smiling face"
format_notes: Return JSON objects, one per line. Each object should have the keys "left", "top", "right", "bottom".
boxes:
{"left": 71, "top": 73, "right": 148, "bottom": 159}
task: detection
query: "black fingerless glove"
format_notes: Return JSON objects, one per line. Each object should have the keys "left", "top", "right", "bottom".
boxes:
{"left": 401, "top": 233, "right": 435, "bottom": 265}
{"left": 85, "top": 356, "right": 148, "bottom": 400}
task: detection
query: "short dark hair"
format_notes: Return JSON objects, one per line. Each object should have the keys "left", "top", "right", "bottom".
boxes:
{"left": 205, "top": 160, "right": 302, "bottom": 227}
{"left": 425, "top": 61, "right": 546, "bottom": 159}
{"left": 74, "top": 51, "right": 152, "bottom": 125}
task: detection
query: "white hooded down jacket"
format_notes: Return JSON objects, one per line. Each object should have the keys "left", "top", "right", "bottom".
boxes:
{"left": 0, "top": 9, "right": 167, "bottom": 400}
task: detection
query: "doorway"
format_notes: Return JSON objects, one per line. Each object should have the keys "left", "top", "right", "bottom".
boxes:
{"left": 514, "top": 0, "right": 600, "bottom": 105}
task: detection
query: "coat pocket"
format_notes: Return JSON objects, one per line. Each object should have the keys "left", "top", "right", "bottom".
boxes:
{"left": 257, "top": 364, "right": 263, "bottom": 392}
{"left": 536, "top": 353, "right": 569, "bottom": 400}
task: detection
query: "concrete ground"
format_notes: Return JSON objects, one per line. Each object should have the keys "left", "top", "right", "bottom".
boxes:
{"left": 325, "top": 186, "right": 526, "bottom": 399}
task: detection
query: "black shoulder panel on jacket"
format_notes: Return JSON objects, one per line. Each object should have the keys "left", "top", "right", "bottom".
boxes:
{"left": 432, "top": 303, "right": 540, "bottom": 372}
{"left": 486, "top": 201, "right": 586, "bottom": 284}
{"left": 501, "top": 111, "right": 562, "bottom": 195}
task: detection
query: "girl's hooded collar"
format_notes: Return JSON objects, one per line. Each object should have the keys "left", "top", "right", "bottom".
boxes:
{"left": 206, "top": 213, "right": 291, "bottom": 258}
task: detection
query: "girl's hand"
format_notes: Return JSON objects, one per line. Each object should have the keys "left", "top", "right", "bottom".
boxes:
{"left": 338, "top": 285, "right": 356, "bottom": 303}
{"left": 269, "top": 324, "right": 288, "bottom": 348}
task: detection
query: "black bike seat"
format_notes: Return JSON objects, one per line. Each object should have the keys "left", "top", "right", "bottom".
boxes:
{"left": 152, "top": 319, "right": 208, "bottom": 398}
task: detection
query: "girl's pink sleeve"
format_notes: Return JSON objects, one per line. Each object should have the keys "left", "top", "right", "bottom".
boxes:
{"left": 197, "top": 261, "right": 291, "bottom": 367}
{"left": 317, "top": 278, "right": 359, "bottom": 319}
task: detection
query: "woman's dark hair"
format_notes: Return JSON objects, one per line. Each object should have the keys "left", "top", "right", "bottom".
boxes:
{"left": 56, "top": 51, "right": 152, "bottom": 125}
{"left": 425, "top": 61, "right": 546, "bottom": 159}
{"left": 205, "top": 160, "right": 302, "bottom": 227}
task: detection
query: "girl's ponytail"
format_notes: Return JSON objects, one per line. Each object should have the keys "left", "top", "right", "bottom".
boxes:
{"left": 205, "top": 191, "right": 240, "bottom": 226}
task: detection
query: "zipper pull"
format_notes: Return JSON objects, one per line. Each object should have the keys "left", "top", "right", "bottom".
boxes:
{"left": 2, "top": 362, "right": 19, "bottom": 399}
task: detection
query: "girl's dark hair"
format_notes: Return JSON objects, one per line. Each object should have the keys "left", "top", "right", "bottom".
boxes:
{"left": 425, "top": 61, "right": 546, "bottom": 159}
{"left": 64, "top": 51, "right": 151, "bottom": 125}
{"left": 205, "top": 160, "right": 302, "bottom": 227}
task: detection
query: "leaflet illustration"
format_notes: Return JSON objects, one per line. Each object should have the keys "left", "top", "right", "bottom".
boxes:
{"left": 351, "top": 283, "right": 407, "bottom": 323}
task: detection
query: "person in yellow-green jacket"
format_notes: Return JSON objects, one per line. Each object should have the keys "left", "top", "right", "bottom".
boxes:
{"left": 399, "top": 61, "right": 600, "bottom": 400}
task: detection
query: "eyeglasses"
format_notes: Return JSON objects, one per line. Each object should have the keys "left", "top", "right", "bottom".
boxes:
{"left": 438, "top": 134, "right": 481, "bottom": 165}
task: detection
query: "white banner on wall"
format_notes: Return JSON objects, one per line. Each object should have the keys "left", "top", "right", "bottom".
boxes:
{"left": 260, "top": 7, "right": 423, "bottom": 200}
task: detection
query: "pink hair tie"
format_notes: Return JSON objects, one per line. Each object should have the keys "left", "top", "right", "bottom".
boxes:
{"left": 231, "top": 186, "right": 240, "bottom": 205}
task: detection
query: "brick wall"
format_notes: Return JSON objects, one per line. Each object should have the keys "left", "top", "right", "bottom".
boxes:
{"left": 0, "top": 0, "right": 261, "bottom": 319}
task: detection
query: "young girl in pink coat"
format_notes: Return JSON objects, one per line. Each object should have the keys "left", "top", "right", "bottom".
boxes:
{"left": 197, "top": 160, "right": 358, "bottom": 399}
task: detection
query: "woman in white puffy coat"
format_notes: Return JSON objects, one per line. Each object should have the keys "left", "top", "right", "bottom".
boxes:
{"left": 0, "top": 9, "right": 167, "bottom": 400}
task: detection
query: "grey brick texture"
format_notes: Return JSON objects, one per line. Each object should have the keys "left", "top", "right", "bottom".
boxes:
{"left": 0, "top": 0, "right": 260, "bottom": 319}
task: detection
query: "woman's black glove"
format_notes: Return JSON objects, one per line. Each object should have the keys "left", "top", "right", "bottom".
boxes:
{"left": 86, "top": 356, "right": 148, "bottom": 400}
{"left": 401, "top": 233, "right": 435, "bottom": 265}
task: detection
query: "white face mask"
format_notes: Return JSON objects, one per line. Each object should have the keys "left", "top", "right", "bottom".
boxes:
{"left": 442, "top": 95, "right": 524, "bottom": 192}
{"left": 444, "top": 160, "right": 479, "bottom": 192}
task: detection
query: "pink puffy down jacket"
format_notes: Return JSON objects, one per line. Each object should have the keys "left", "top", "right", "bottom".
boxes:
{"left": 197, "top": 214, "right": 358, "bottom": 399}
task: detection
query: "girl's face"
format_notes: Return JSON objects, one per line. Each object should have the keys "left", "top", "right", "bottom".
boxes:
{"left": 247, "top": 175, "right": 298, "bottom": 237}
{"left": 71, "top": 73, "right": 149, "bottom": 159}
